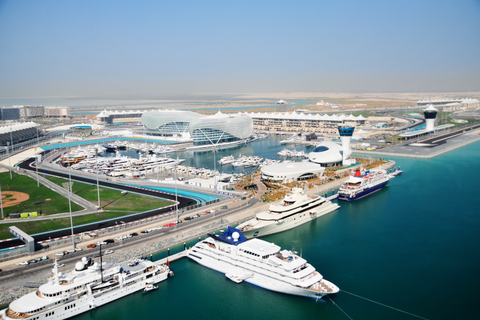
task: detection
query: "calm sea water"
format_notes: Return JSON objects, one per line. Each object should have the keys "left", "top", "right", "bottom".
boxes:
{"left": 74, "top": 140, "right": 480, "bottom": 320}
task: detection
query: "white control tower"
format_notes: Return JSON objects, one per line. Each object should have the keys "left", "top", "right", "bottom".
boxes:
{"left": 338, "top": 125, "right": 354, "bottom": 165}
{"left": 424, "top": 105, "right": 438, "bottom": 132}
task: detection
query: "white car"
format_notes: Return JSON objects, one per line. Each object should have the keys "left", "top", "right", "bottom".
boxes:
{"left": 57, "top": 263, "right": 66, "bottom": 268}
{"left": 55, "top": 252, "right": 65, "bottom": 256}
{"left": 74, "top": 247, "right": 83, "bottom": 252}
{"left": 105, "top": 250, "right": 114, "bottom": 255}
{"left": 66, "top": 249, "right": 75, "bottom": 253}
{"left": 17, "top": 261, "right": 29, "bottom": 266}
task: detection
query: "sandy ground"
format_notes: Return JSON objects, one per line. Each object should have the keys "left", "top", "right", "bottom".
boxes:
{"left": 1, "top": 191, "right": 30, "bottom": 208}
{"left": 237, "top": 91, "right": 480, "bottom": 101}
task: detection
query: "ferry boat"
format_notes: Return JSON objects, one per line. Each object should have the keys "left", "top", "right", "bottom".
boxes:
{"left": 0, "top": 256, "right": 170, "bottom": 320}
{"left": 237, "top": 187, "right": 339, "bottom": 238}
{"left": 337, "top": 169, "right": 390, "bottom": 201}
{"left": 187, "top": 227, "right": 339, "bottom": 299}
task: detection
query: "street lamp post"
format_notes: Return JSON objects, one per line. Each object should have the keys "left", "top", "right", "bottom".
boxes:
{"left": 35, "top": 127, "right": 40, "bottom": 187}
{"left": 35, "top": 155, "right": 39, "bottom": 187}
{"left": 6, "top": 142, "right": 11, "bottom": 179}
{"left": 213, "top": 147, "right": 217, "bottom": 191}
{"left": 174, "top": 164, "right": 178, "bottom": 221}
{"left": 0, "top": 184, "right": 4, "bottom": 219}
{"left": 64, "top": 162, "right": 75, "bottom": 249}
{"left": 96, "top": 148, "right": 101, "bottom": 209}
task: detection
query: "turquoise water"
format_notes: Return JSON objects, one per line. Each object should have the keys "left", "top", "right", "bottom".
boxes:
{"left": 134, "top": 186, "right": 220, "bottom": 204}
{"left": 72, "top": 140, "right": 480, "bottom": 320}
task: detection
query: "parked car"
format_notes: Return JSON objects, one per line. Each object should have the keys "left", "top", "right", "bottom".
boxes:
{"left": 105, "top": 250, "right": 114, "bottom": 255}
{"left": 18, "top": 261, "right": 29, "bottom": 265}
{"left": 55, "top": 251, "right": 65, "bottom": 256}
{"left": 184, "top": 216, "right": 192, "bottom": 220}
{"left": 87, "top": 244, "right": 96, "bottom": 248}
{"left": 220, "top": 206, "right": 228, "bottom": 209}
{"left": 57, "top": 263, "right": 66, "bottom": 268}
{"left": 74, "top": 247, "right": 83, "bottom": 252}
{"left": 130, "top": 232, "right": 138, "bottom": 237}
{"left": 66, "top": 249, "right": 75, "bottom": 253}
{"left": 163, "top": 223, "right": 175, "bottom": 227}
{"left": 105, "top": 239, "right": 114, "bottom": 244}
{"left": 41, "top": 255, "right": 49, "bottom": 260}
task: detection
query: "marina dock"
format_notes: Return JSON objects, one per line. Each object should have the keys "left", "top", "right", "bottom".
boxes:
{"left": 154, "top": 249, "right": 189, "bottom": 266}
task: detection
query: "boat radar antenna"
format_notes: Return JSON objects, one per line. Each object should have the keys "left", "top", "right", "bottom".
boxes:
{"left": 232, "top": 232, "right": 240, "bottom": 242}
{"left": 52, "top": 259, "right": 60, "bottom": 285}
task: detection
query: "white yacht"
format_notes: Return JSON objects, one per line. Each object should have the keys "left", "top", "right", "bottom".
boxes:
{"left": 279, "top": 134, "right": 302, "bottom": 145}
{"left": 218, "top": 155, "right": 235, "bottom": 165}
{"left": 0, "top": 256, "right": 170, "bottom": 320}
{"left": 187, "top": 227, "right": 339, "bottom": 299}
{"left": 237, "top": 187, "right": 339, "bottom": 238}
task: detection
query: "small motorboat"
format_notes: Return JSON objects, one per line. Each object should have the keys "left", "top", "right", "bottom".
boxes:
{"left": 143, "top": 283, "right": 158, "bottom": 292}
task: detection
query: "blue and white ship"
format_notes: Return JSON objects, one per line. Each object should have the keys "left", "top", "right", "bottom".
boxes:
{"left": 337, "top": 169, "right": 390, "bottom": 201}
{"left": 187, "top": 227, "right": 339, "bottom": 299}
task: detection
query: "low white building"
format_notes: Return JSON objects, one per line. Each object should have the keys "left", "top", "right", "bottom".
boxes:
{"left": 261, "top": 161, "right": 325, "bottom": 183}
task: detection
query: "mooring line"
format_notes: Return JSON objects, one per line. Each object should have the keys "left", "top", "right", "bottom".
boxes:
{"left": 340, "top": 290, "right": 429, "bottom": 320}
{"left": 327, "top": 295, "right": 354, "bottom": 320}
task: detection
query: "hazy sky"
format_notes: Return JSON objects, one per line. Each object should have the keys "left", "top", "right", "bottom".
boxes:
{"left": 0, "top": 0, "right": 479, "bottom": 98}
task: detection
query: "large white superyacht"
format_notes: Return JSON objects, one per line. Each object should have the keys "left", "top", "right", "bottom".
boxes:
{"left": 187, "top": 227, "right": 339, "bottom": 299}
{"left": 0, "top": 255, "right": 170, "bottom": 320}
{"left": 237, "top": 187, "right": 339, "bottom": 238}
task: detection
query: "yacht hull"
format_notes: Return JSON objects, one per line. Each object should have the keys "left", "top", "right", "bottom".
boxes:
{"left": 188, "top": 250, "right": 334, "bottom": 299}
{"left": 338, "top": 180, "right": 388, "bottom": 201}
{"left": 1, "top": 267, "right": 169, "bottom": 320}
{"left": 239, "top": 202, "right": 339, "bottom": 239}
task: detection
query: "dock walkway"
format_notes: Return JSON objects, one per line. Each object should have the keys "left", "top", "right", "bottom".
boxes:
{"left": 154, "top": 249, "right": 189, "bottom": 266}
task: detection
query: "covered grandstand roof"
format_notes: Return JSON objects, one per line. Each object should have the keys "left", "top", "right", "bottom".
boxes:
{"left": 0, "top": 122, "right": 38, "bottom": 134}
{"left": 242, "top": 111, "right": 366, "bottom": 122}
{"left": 46, "top": 123, "right": 105, "bottom": 132}
{"left": 96, "top": 109, "right": 146, "bottom": 118}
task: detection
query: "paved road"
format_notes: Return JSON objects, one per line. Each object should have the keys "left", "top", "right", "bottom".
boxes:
{"left": 0, "top": 197, "right": 257, "bottom": 283}
{"left": 0, "top": 157, "right": 207, "bottom": 250}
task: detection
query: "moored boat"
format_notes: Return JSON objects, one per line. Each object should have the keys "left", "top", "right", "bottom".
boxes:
{"left": 337, "top": 169, "right": 390, "bottom": 201}
{"left": 187, "top": 227, "right": 339, "bottom": 299}
{"left": 237, "top": 187, "right": 339, "bottom": 238}
{"left": 0, "top": 256, "right": 170, "bottom": 320}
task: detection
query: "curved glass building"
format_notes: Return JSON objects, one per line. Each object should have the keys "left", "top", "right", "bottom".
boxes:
{"left": 141, "top": 110, "right": 201, "bottom": 135}
{"left": 141, "top": 110, "right": 253, "bottom": 146}
{"left": 189, "top": 112, "right": 253, "bottom": 146}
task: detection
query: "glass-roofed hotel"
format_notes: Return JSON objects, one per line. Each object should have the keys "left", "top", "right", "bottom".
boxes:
{"left": 141, "top": 110, "right": 253, "bottom": 147}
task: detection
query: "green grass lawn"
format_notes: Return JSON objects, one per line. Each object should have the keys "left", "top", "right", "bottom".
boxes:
{"left": 0, "top": 172, "right": 174, "bottom": 240}
{"left": 0, "top": 171, "right": 83, "bottom": 217}
{"left": 45, "top": 176, "right": 174, "bottom": 211}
